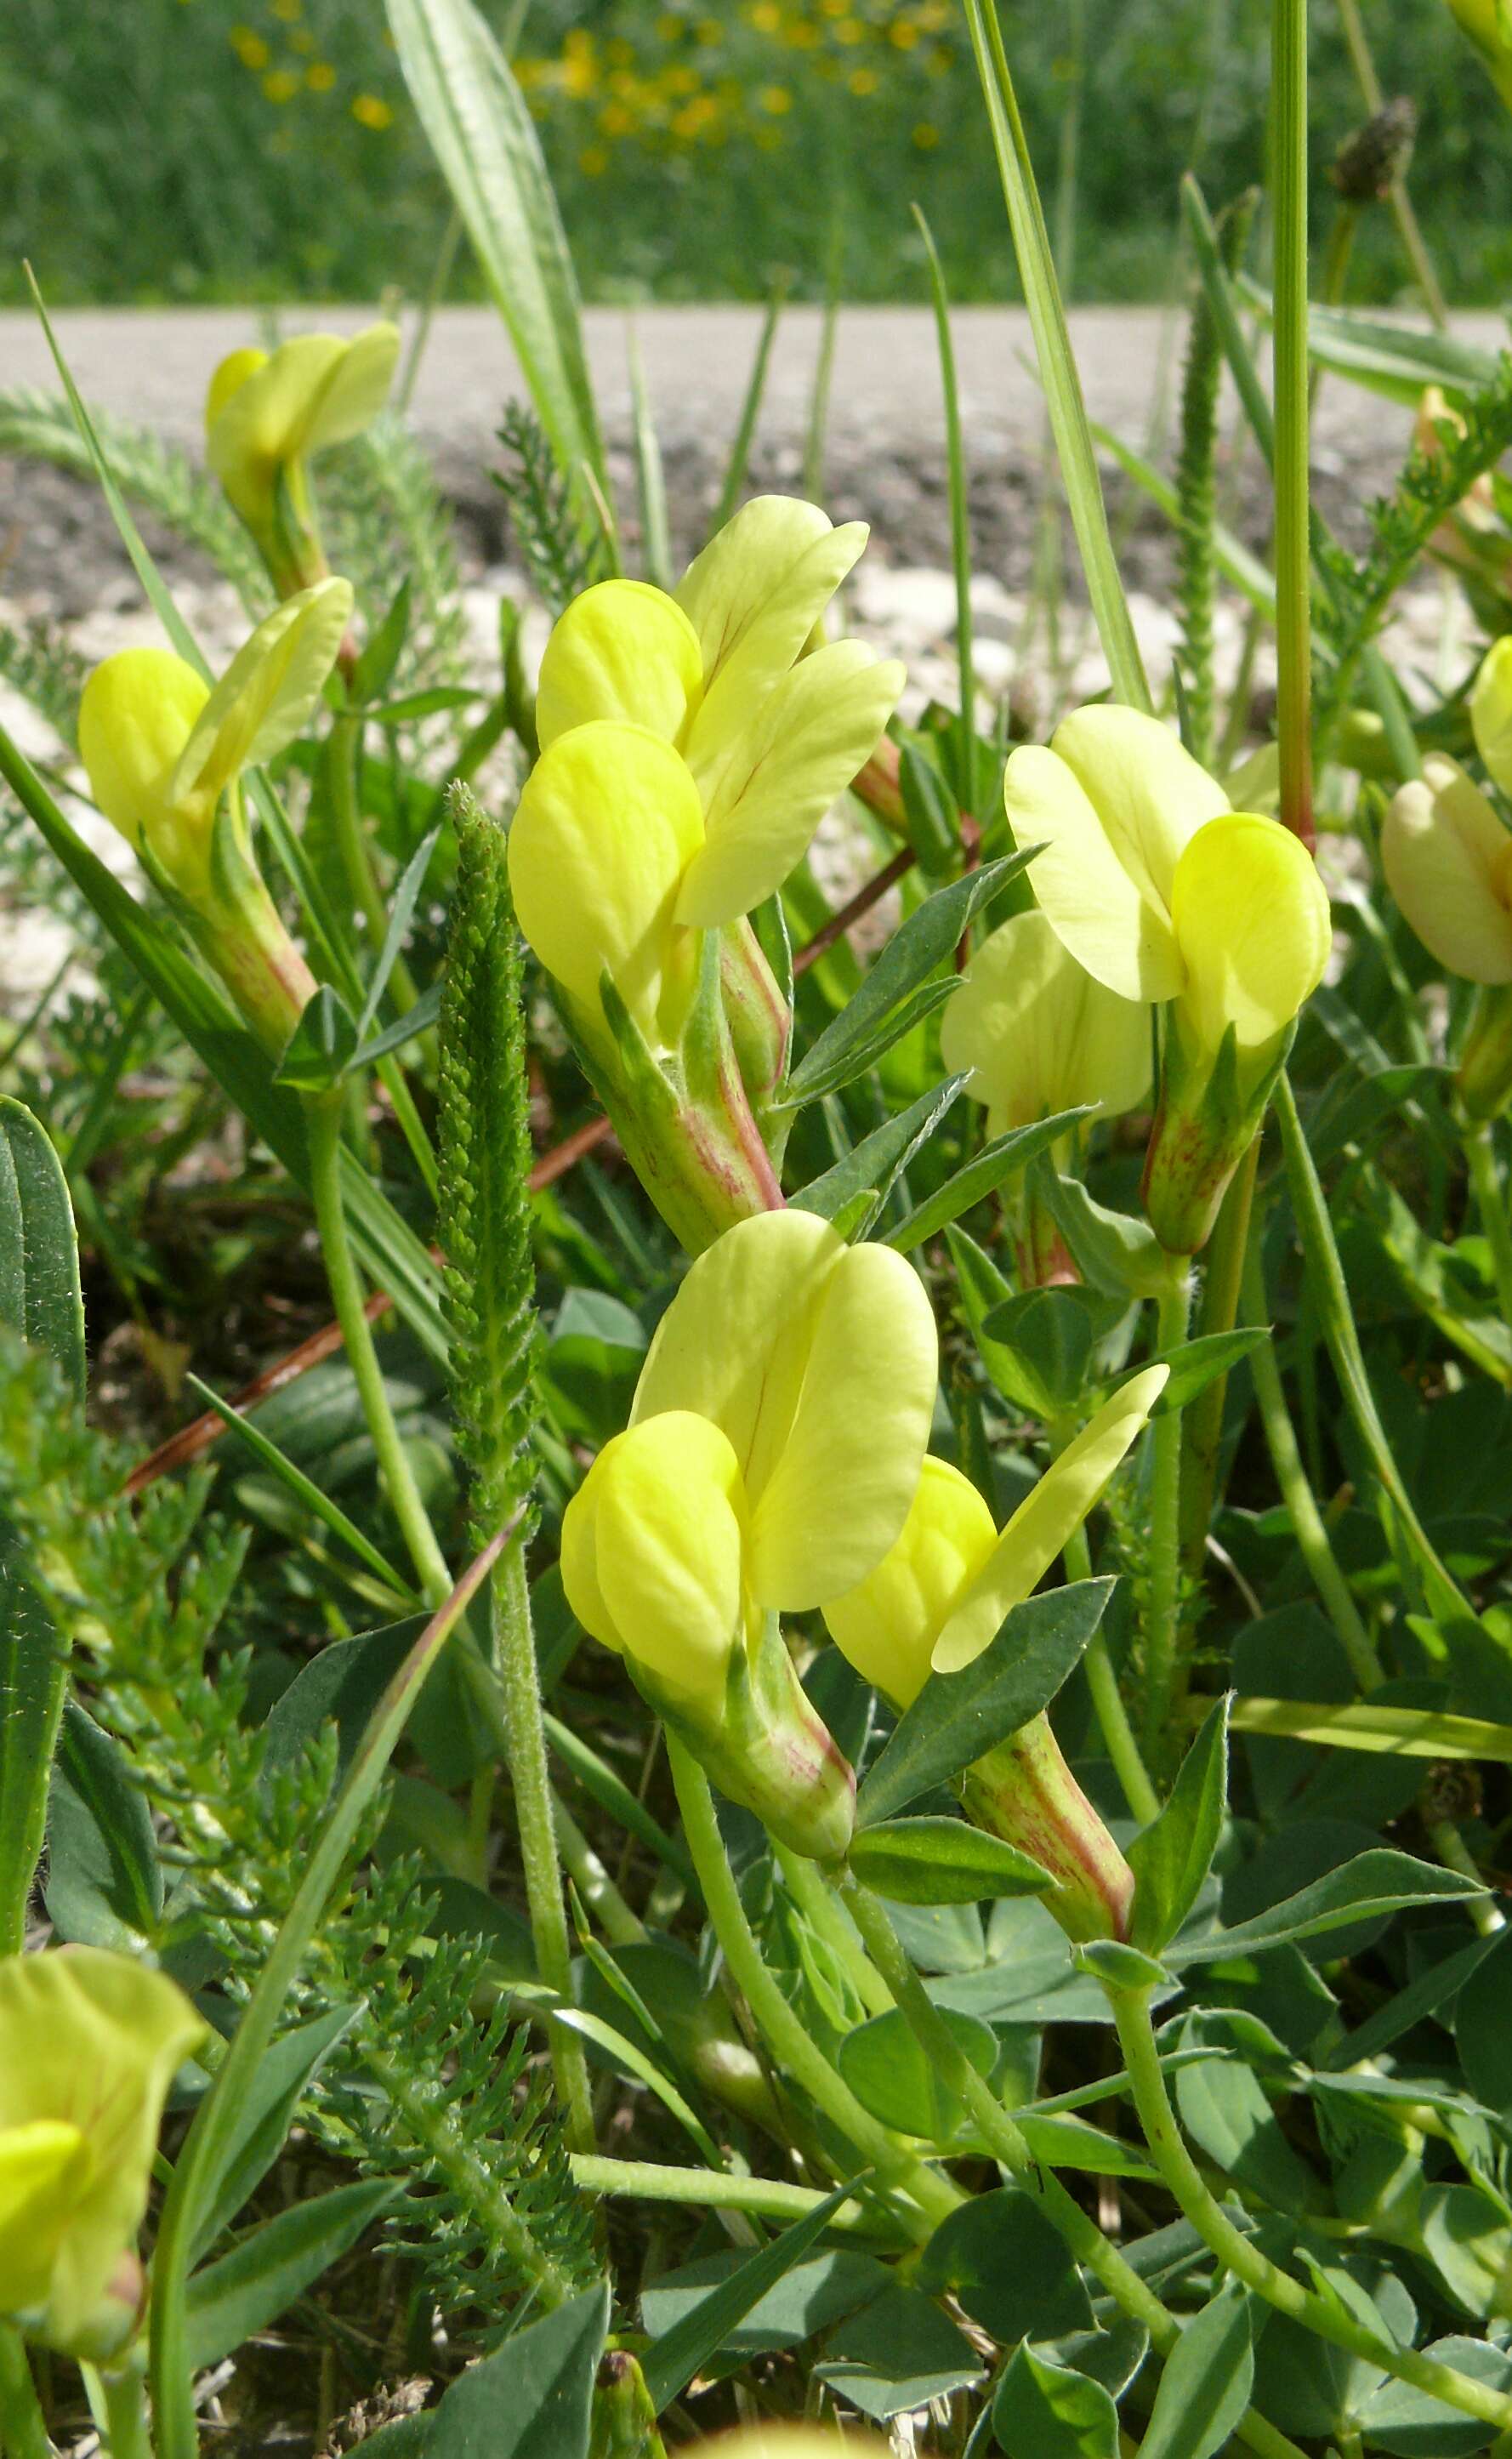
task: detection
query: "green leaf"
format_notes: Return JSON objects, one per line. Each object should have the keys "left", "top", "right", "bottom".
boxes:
{"left": 1032, "top": 1159, "right": 1173, "bottom": 1299}
{"left": 898, "top": 736, "right": 961, "bottom": 872}
{"left": 640, "top": 2177, "right": 861, "bottom": 2412}
{"left": 849, "top": 1816, "right": 1051, "bottom": 1904}
{"left": 0, "top": 1098, "right": 84, "bottom": 1398}
{"left": 981, "top": 1287, "right": 1099, "bottom": 1417}
{"left": 185, "top": 2180, "right": 399, "bottom": 2370}
{"left": 856, "top": 1580, "right": 1113, "bottom": 1829}
{"left": 355, "top": 823, "right": 441, "bottom": 1045}
{"left": 838, "top": 2006, "right": 1000, "bottom": 2140}
{"left": 348, "top": 979, "right": 445, "bottom": 1073}
{"left": 1174, "top": 2041, "right": 1326, "bottom": 2218}
{"left": 1138, "top": 1328, "right": 1270, "bottom": 1414}
{"left": 261, "top": 1616, "right": 429, "bottom": 1798}
{"left": 1170, "top": 1850, "right": 1485, "bottom": 1967}
{"left": 886, "top": 1109, "right": 1091, "bottom": 1253}
{"left": 784, "top": 851, "right": 1034, "bottom": 1106}
{"left": 386, "top": 0, "right": 605, "bottom": 492}
{"left": 817, "top": 2282, "right": 984, "bottom": 2421}
{"left": 960, "top": 0, "right": 1150, "bottom": 715}
{"left": 1071, "top": 1939, "right": 1171, "bottom": 1992}
{"left": 1139, "top": 2287, "right": 1254, "bottom": 2459}
{"left": 350, "top": 577, "right": 413, "bottom": 705}
{"left": 1357, "top": 2337, "right": 1512, "bottom": 2457}
{"left": 0, "top": 1096, "right": 84, "bottom": 1954}
{"left": 775, "top": 975, "right": 961, "bottom": 1109}
{"left": 43, "top": 1702, "right": 161, "bottom": 1955}
{"left": 1445, "top": 1930, "right": 1512, "bottom": 2116}
{"left": 791, "top": 1075, "right": 969, "bottom": 1229}
{"left": 992, "top": 2342, "right": 1120, "bottom": 2459}
{"left": 274, "top": 986, "right": 360, "bottom": 1095}
{"left": 1129, "top": 1695, "right": 1231, "bottom": 1955}
{"left": 919, "top": 2189, "right": 1094, "bottom": 2345}
{"left": 190, "top": 2003, "right": 362, "bottom": 2257}
{"left": 412, "top": 2284, "right": 608, "bottom": 2458}
{"left": 1237, "top": 278, "right": 1501, "bottom": 407}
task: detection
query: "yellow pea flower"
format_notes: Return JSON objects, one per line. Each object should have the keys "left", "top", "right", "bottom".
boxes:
{"left": 940, "top": 910, "right": 1150, "bottom": 1284}
{"left": 509, "top": 498, "right": 901, "bottom": 1248}
{"left": 206, "top": 323, "right": 400, "bottom": 599}
{"left": 1003, "top": 707, "right": 1330, "bottom": 1253}
{"left": 78, "top": 581, "right": 350, "bottom": 1052}
{"left": 0, "top": 1949, "right": 205, "bottom": 2359}
{"left": 1443, "top": 0, "right": 1512, "bottom": 112}
{"left": 513, "top": 494, "right": 904, "bottom": 964}
{"left": 562, "top": 1210, "right": 940, "bottom": 1857}
{"left": 941, "top": 908, "right": 1150, "bottom": 1137}
{"left": 824, "top": 1369, "right": 1167, "bottom": 1940}
{"left": 1383, "top": 716, "right": 1512, "bottom": 1117}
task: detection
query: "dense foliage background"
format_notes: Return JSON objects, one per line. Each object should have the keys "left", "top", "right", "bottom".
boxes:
{"left": 4, "top": 0, "right": 1509, "bottom": 306}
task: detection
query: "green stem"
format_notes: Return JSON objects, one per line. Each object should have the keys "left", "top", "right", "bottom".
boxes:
{"left": 1271, "top": 0, "right": 1312, "bottom": 845}
{"left": 328, "top": 712, "right": 418, "bottom": 1012}
{"left": 1142, "top": 1269, "right": 1193, "bottom": 1773}
{"left": 570, "top": 2154, "right": 875, "bottom": 2232}
{"left": 1274, "top": 1072, "right": 1475, "bottom": 1636}
{"left": 99, "top": 2365, "right": 152, "bottom": 2459}
{"left": 1179, "top": 1136, "right": 1259, "bottom": 1576}
{"left": 489, "top": 1543, "right": 596, "bottom": 2154}
{"left": 1424, "top": 1816, "right": 1506, "bottom": 1938}
{"left": 668, "top": 1740, "right": 960, "bottom": 2236}
{"left": 551, "top": 1791, "right": 646, "bottom": 1949}
{"left": 837, "top": 1877, "right": 1307, "bottom": 2459}
{"left": 305, "top": 1093, "right": 452, "bottom": 1609}
{"left": 1111, "top": 1986, "right": 1512, "bottom": 2431}
{"left": 1056, "top": 1457, "right": 1159, "bottom": 1824}
{"left": 0, "top": 2331, "right": 54, "bottom": 2459}
{"left": 1241, "top": 1238, "right": 1383, "bottom": 1689}
{"left": 1464, "top": 1120, "right": 1512, "bottom": 1335}
{"left": 776, "top": 1843, "right": 893, "bottom": 2018}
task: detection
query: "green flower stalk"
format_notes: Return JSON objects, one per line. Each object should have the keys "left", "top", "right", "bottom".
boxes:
{"left": 561, "top": 1211, "right": 939, "bottom": 1860}
{"left": 508, "top": 496, "right": 904, "bottom": 1249}
{"left": 77, "top": 581, "right": 350, "bottom": 1055}
{"left": 1003, "top": 706, "right": 1331, "bottom": 1253}
{"left": 0, "top": 1949, "right": 205, "bottom": 2363}
{"left": 205, "top": 324, "right": 400, "bottom": 602}
{"left": 823, "top": 1373, "right": 1166, "bottom": 1944}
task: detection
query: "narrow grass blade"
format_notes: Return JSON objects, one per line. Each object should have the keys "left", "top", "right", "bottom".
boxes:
{"left": 186, "top": 1373, "right": 418, "bottom": 1602}
{"left": 712, "top": 284, "right": 787, "bottom": 535}
{"left": 914, "top": 208, "right": 976, "bottom": 806}
{"left": 386, "top": 0, "right": 606, "bottom": 493}
{"left": 628, "top": 325, "right": 673, "bottom": 593}
{"left": 958, "top": 0, "right": 1150, "bottom": 714}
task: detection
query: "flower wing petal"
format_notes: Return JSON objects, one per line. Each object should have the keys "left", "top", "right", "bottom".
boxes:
{"left": 1383, "top": 756, "right": 1512, "bottom": 985}
{"left": 823, "top": 1456, "right": 996, "bottom": 1708}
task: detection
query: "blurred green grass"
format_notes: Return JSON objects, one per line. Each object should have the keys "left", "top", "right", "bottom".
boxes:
{"left": 4, "top": 0, "right": 1510, "bottom": 307}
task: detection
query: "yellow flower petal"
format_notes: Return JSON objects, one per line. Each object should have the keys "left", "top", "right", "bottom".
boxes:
{"left": 564, "top": 1413, "right": 746, "bottom": 1710}
{"left": 1473, "top": 637, "right": 1512, "bottom": 798}
{"left": 508, "top": 720, "right": 705, "bottom": 1040}
{"left": 77, "top": 650, "right": 210, "bottom": 851}
{"left": 204, "top": 345, "right": 269, "bottom": 441}
{"left": 535, "top": 578, "right": 704, "bottom": 750}
{"left": 0, "top": 2122, "right": 92, "bottom": 2323}
{"left": 0, "top": 1949, "right": 205, "bottom": 2354}
{"left": 298, "top": 321, "right": 401, "bottom": 453}
{"left": 173, "top": 578, "right": 353, "bottom": 809}
{"left": 676, "top": 495, "right": 867, "bottom": 722}
{"left": 205, "top": 325, "right": 399, "bottom": 517}
{"left": 940, "top": 908, "right": 1151, "bottom": 1136}
{"left": 632, "top": 1211, "right": 938, "bottom": 1609}
{"left": 675, "top": 640, "right": 904, "bottom": 929}
{"left": 1008, "top": 708, "right": 1227, "bottom": 1004}
{"left": 1382, "top": 755, "right": 1512, "bottom": 985}
{"left": 823, "top": 1455, "right": 995, "bottom": 1707}
{"left": 1169, "top": 812, "right": 1332, "bottom": 1052}
{"left": 931, "top": 1365, "right": 1168, "bottom": 1676}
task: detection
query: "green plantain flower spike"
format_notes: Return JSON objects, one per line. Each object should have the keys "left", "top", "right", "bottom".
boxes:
{"left": 1003, "top": 706, "right": 1331, "bottom": 1254}
{"left": 824, "top": 1369, "right": 1168, "bottom": 1941}
{"left": 508, "top": 498, "right": 905, "bottom": 1250}
{"left": 0, "top": 1948, "right": 206, "bottom": 2360}
{"left": 206, "top": 323, "right": 400, "bottom": 601}
{"left": 560, "top": 1211, "right": 939, "bottom": 1859}
{"left": 78, "top": 580, "right": 351, "bottom": 1055}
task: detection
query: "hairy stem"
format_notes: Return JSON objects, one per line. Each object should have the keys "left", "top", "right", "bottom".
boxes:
{"left": 1142, "top": 1270, "right": 1193, "bottom": 1773}
{"left": 1179, "top": 1136, "right": 1259, "bottom": 1575}
{"left": 1057, "top": 1474, "right": 1159, "bottom": 1824}
{"left": 668, "top": 1740, "right": 960, "bottom": 2235}
{"left": 489, "top": 1543, "right": 595, "bottom": 2154}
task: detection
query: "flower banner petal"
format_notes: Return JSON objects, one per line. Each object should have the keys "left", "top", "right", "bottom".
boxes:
{"left": 677, "top": 494, "right": 865, "bottom": 712}
{"left": 298, "top": 322, "right": 401, "bottom": 453}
